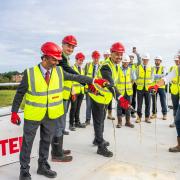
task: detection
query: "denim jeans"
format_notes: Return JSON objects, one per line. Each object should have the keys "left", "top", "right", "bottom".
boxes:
{"left": 171, "top": 94, "right": 179, "bottom": 117}
{"left": 175, "top": 104, "right": 180, "bottom": 137}
{"left": 152, "top": 88, "right": 167, "bottom": 115}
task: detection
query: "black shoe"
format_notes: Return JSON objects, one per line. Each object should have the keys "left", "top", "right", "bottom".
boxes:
{"left": 19, "top": 171, "right": 31, "bottom": 180}
{"left": 69, "top": 125, "right": 76, "bottom": 131}
{"left": 37, "top": 162, "right": 57, "bottom": 178}
{"left": 97, "top": 145, "right": 113, "bottom": 157}
{"left": 93, "top": 139, "right": 110, "bottom": 146}
{"left": 85, "top": 119, "right": 90, "bottom": 125}
{"left": 75, "top": 122, "right": 86, "bottom": 128}
{"left": 63, "top": 130, "right": 69, "bottom": 135}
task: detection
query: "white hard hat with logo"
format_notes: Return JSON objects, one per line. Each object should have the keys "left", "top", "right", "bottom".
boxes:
{"left": 141, "top": 53, "right": 150, "bottom": 60}
{"left": 154, "top": 56, "right": 163, "bottom": 61}
{"left": 122, "top": 54, "right": 130, "bottom": 63}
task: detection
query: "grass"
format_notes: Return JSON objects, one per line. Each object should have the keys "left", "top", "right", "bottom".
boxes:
{"left": 0, "top": 90, "right": 25, "bottom": 109}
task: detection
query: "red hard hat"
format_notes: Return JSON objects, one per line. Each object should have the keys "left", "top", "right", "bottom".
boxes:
{"left": 75, "top": 52, "right": 85, "bottom": 61}
{"left": 62, "top": 35, "right": 77, "bottom": 46}
{"left": 41, "top": 42, "right": 62, "bottom": 60}
{"left": 110, "top": 42, "right": 125, "bottom": 53}
{"left": 92, "top": 50, "right": 100, "bottom": 59}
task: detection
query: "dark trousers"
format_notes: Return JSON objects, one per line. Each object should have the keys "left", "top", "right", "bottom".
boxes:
{"left": 171, "top": 94, "right": 179, "bottom": 117}
{"left": 137, "top": 90, "right": 151, "bottom": 118}
{"left": 69, "top": 93, "right": 84, "bottom": 125}
{"left": 86, "top": 94, "right": 92, "bottom": 120}
{"left": 117, "top": 94, "right": 132, "bottom": 118}
{"left": 91, "top": 97, "right": 107, "bottom": 144}
{"left": 20, "top": 114, "right": 56, "bottom": 171}
{"left": 131, "top": 83, "right": 137, "bottom": 114}
{"left": 107, "top": 100, "right": 112, "bottom": 111}
{"left": 175, "top": 104, "right": 180, "bottom": 137}
{"left": 152, "top": 88, "right": 167, "bottom": 115}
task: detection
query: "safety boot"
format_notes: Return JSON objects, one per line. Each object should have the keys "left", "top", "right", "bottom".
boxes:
{"left": 19, "top": 170, "right": 31, "bottom": 180}
{"left": 162, "top": 114, "right": 167, "bottom": 120}
{"left": 169, "top": 137, "right": 180, "bottom": 152}
{"left": 51, "top": 136, "right": 72, "bottom": 162}
{"left": 107, "top": 110, "right": 115, "bottom": 120}
{"left": 125, "top": 117, "right": 134, "bottom": 128}
{"left": 150, "top": 114, "right": 157, "bottom": 119}
{"left": 97, "top": 144, "right": 113, "bottom": 157}
{"left": 135, "top": 116, "right": 141, "bottom": 123}
{"left": 169, "top": 116, "right": 176, "bottom": 128}
{"left": 145, "top": 117, "right": 151, "bottom": 123}
{"left": 116, "top": 116, "right": 122, "bottom": 128}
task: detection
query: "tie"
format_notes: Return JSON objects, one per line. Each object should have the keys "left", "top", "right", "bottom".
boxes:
{"left": 92, "top": 65, "right": 96, "bottom": 78}
{"left": 116, "top": 65, "right": 118, "bottom": 72}
{"left": 45, "top": 70, "right": 50, "bottom": 85}
{"left": 78, "top": 66, "right": 81, "bottom": 74}
{"left": 156, "top": 67, "right": 159, "bottom": 74}
{"left": 144, "top": 65, "right": 146, "bottom": 71}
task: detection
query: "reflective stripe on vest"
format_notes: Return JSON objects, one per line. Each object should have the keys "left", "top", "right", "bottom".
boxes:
{"left": 170, "top": 66, "right": 180, "bottom": 95}
{"left": 153, "top": 66, "right": 165, "bottom": 89}
{"left": 136, "top": 65, "right": 153, "bottom": 91}
{"left": 71, "top": 65, "right": 85, "bottom": 94}
{"left": 116, "top": 67, "right": 133, "bottom": 96}
{"left": 24, "top": 65, "right": 64, "bottom": 121}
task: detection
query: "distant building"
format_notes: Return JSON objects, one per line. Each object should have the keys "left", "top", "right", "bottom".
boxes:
{"left": 11, "top": 74, "right": 23, "bottom": 82}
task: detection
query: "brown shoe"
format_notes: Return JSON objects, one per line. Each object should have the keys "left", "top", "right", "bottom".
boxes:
{"left": 162, "top": 115, "right": 167, "bottom": 120}
{"left": 169, "top": 137, "right": 180, "bottom": 152}
{"left": 116, "top": 116, "right": 122, "bottom": 128}
{"left": 145, "top": 117, "right": 151, "bottom": 123}
{"left": 125, "top": 117, "right": 134, "bottom": 128}
{"left": 107, "top": 110, "right": 115, "bottom": 120}
{"left": 169, "top": 122, "right": 175, "bottom": 128}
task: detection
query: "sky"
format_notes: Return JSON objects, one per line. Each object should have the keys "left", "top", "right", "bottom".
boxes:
{"left": 0, "top": 0, "right": 179, "bottom": 73}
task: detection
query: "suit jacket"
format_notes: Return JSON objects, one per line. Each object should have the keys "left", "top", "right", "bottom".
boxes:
{"left": 100, "top": 65, "right": 120, "bottom": 100}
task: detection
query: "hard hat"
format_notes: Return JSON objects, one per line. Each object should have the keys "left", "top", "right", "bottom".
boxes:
{"left": 122, "top": 54, "right": 130, "bottom": 63}
{"left": 141, "top": 53, "right": 150, "bottom": 60}
{"left": 154, "top": 56, "right": 162, "bottom": 61}
{"left": 103, "top": 50, "right": 110, "bottom": 55}
{"left": 75, "top": 52, "right": 85, "bottom": 61}
{"left": 174, "top": 55, "right": 179, "bottom": 61}
{"left": 41, "top": 42, "right": 62, "bottom": 60}
{"left": 129, "top": 53, "right": 135, "bottom": 57}
{"left": 110, "top": 42, "right": 125, "bottom": 53}
{"left": 92, "top": 50, "right": 100, "bottom": 59}
{"left": 62, "top": 35, "right": 77, "bottom": 46}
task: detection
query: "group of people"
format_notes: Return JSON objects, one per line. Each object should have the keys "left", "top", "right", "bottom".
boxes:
{"left": 10, "top": 35, "right": 180, "bottom": 180}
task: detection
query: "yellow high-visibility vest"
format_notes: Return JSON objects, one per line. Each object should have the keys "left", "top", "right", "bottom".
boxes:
{"left": 71, "top": 65, "right": 85, "bottom": 94}
{"left": 154, "top": 66, "right": 165, "bottom": 89}
{"left": 170, "top": 66, "right": 180, "bottom": 95}
{"left": 24, "top": 65, "right": 64, "bottom": 121}
{"left": 116, "top": 67, "right": 133, "bottom": 96}
{"left": 136, "top": 64, "right": 153, "bottom": 91}
{"left": 63, "top": 61, "right": 72, "bottom": 100}
{"left": 88, "top": 58, "right": 117, "bottom": 105}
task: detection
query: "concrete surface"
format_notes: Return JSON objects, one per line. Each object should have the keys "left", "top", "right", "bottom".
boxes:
{"left": 0, "top": 98, "right": 180, "bottom": 180}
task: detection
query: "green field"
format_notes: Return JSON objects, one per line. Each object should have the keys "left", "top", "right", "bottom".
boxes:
{"left": 0, "top": 90, "right": 25, "bottom": 109}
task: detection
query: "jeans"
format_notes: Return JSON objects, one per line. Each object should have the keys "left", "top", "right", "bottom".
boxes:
{"left": 175, "top": 104, "right": 180, "bottom": 137}
{"left": 86, "top": 94, "right": 92, "bottom": 120}
{"left": 171, "top": 94, "right": 179, "bottom": 117}
{"left": 152, "top": 88, "right": 167, "bottom": 115}
{"left": 137, "top": 90, "right": 151, "bottom": 118}
{"left": 131, "top": 83, "right": 137, "bottom": 114}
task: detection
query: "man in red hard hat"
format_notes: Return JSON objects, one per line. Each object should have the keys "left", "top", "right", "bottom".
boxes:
{"left": 84, "top": 50, "right": 101, "bottom": 126}
{"left": 69, "top": 52, "right": 86, "bottom": 130}
{"left": 10, "top": 42, "right": 108, "bottom": 180}
{"left": 88, "top": 42, "right": 132, "bottom": 157}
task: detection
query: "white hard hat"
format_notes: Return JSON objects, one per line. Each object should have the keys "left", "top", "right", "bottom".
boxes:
{"left": 174, "top": 55, "right": 179, "bottom": 61}
{"left": 154, "top": 56, "right": 162, "bottom": 61}
{"left": 122, "top": 54, "right": 130, "bottom": 63}
{"left": 129, "top": 53, "right": 135, "bottom": 57}
{"left": 141, "top": 53, "right": 150, "bottom": 60}
{"left": 104, "top": 50, "right": 110, "bottom": 55}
